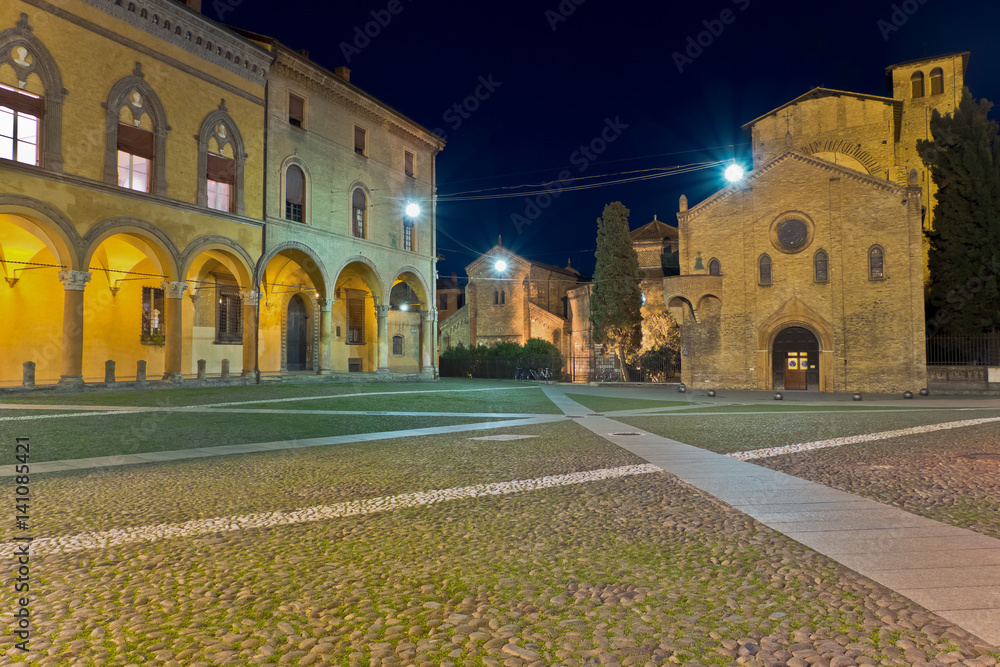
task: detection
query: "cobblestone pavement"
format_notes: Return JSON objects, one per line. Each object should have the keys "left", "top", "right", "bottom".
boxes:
{"left": 2, "top": 383, "right": 999, "bottom": 666}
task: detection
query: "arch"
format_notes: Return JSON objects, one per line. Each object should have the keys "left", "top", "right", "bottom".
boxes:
{"left": 350, "top": 185, "right": 369, "bottom": 238}
{"left": 330, "top": 255, "right": 384, "bottom": 302}
{"left": 179, "top": 236, "right": 254, "bottom": 287}
{"left": 0, "top": 196, "right": 81, "bottom": 269}
{"left": 283, "top": 162, "right": 306, "bottom": 223}
{"left": 910, "top": 71, "right": 924, "bottom": 98}
{"left": 0, "top": 13, "right": 66, "bottom": 170}
{"left": 286, "top": 293, "right": 309, "bottom": 370}
{"left": 758, "top": 253, "right": 772, "bottom": 285}
{"left": 82, "top": 217, "right": 180, "bottom": 281}
{"left": 390, "top": 266, "right": 430, "bottom": 307}
{"left": 869, "top": 244, "right": 885, "bottom": 280}
{"left": 803, "top": 139, "right": 881, "bottom": 176}
{"left": 929, "top": 67, "right": 944, "bottom": 95}
{"left": 196, "top": 103, "right": 247, "bottom": 215}
{"left": 103, "top": 64, "right": 170, "bottom": 196}
{"left": 707, "top": 258, "right": 720, "bottom": 276}
{"left": 666, "top": 296, "right": 696, "bottom": 325}
{"left": 810, "top": 152, "right": 870, "bottom": 175}
{"left": 813, "top": 248, "right": 829, "bottom": 282}
{"left": 771, "top": 325, "right": 820, "bottom": 391}
{"left": 257, "top": 241, "right": 329, "bottom": 296}
{"left": 696, "top": 294, "right": 721, "bottom": 314}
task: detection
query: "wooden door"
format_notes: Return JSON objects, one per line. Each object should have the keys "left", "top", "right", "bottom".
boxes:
{"left": 785, "top": 352, "right": 807, "bottom": 390}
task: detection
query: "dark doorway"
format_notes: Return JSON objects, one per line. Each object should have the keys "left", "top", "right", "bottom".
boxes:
{"left": 772, "top": 326, "right": 819, "bottom": 390}
{"left": 287, "top": 294, "right": 308, "bottom": 371}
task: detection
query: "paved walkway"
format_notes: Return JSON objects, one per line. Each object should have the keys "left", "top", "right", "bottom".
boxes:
{"left": 542, "top": 385, "right": 1000, "bottom": 646}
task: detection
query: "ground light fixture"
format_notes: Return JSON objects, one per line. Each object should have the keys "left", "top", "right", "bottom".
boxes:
{"left": 405, "top": 202, "right": 421, "bottom": 218}
{"left": 724, "top": 163, "right": 744, "bottom": 183}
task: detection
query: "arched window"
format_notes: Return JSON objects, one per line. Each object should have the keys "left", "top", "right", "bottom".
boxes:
{"left": 814, "top": 249, "right": 828, "bottom": 282}
{"left": 494, "top": 290, "right": 499, "bottom": 305}
{"left": 869, "top": 245, "right": 884, "bottom": 280}
{"left": 352, "top": 188, "right": 367, "bottom": 238}
{"left": 708, "top": 258, "right": 721, "bottom": 276}
{"left": 104, "top": 64, "right": 168, "bottom": 195}
{"left": 500, "top": 290, "right": 506, "bottom": 305}
{"left": 759, "top": 254, "right": 772, "bottom": 285}
{"left": 910, "top": 71, "right": 924, "bottom": 98}
{"left": 392, "top": 335, "right": 403, "bottom": 355}
{"left": 403, "top": 219, "right": 413, "bottom": 251}
{"left": 0, "top": 17, "right": 65, "bottom": 170}
{"left": 930, "top": 67, "right": 944, "bottom": 95}
{"left": 285, "top": 165, "right": 304, "bottom": 222}
{"left": 198, "top": 105, "right": 246, "bottom": 215}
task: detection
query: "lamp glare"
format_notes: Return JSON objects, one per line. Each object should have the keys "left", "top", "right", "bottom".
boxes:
{"left": 725, "top": 164, "right": 744, "bottom": 182}
{"left": 494, "top": 260, "right": 507, "bottom": 272}
{"left": 405, "top": 203, "right": 421, "bottom": 218}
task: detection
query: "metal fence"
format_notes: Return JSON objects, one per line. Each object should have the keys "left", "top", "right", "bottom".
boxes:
{"left": 926, "top": 333, "right": 1000, "bottom": 366}
{"left": 440, "top": 354, "right": 679, "bottom": 383}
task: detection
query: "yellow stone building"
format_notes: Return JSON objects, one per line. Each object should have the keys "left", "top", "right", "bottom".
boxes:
{"left": 0, "top": 0, "right": 441, "bottom": 389}
{"left": 663, "top": 54, "right": 967, "bottom": 393}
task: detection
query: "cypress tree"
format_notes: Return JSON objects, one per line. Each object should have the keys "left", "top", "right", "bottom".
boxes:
{"left": 918, "top": 89, "right": 1000, "bottom": 335}
{"left": 590, "top": 201, "right": 644, "bottom": 370}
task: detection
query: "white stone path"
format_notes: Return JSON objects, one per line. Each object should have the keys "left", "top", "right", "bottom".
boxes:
{"left": 541, "top": 386, "right": 1000, "bottom": 646}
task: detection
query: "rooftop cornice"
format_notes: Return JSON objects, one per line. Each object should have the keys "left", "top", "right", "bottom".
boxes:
{"left": 274, "top": 47, "right": 445, "bottom": 152}
{"left": 78, "top": 0, "right": 271, "bottom": 83}
{"left": 678, "top": 151, "right": 908, "bottom": 224}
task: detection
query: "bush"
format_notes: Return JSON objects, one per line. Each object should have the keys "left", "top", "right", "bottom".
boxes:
{"left": 439, "top": 339, "right": 563, "bottom": 379}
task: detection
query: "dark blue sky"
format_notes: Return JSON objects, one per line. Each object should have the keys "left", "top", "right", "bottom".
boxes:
{"left": 224, "top": 0, "right": 1000, "bottom": 278}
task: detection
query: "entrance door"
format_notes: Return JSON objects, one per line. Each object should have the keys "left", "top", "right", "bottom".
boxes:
{"left": 287, "top": 294, "right": 308, "bottom": 371}
{"left": 772, "top": 326, "right": 819, "bottom": 391}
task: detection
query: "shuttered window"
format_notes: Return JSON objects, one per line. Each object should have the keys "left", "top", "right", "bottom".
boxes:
{"left": 354, "top": 126, "right": 366, "bottom": 155}
{"left": 216, "top": 287, "right": 242, "bottom": 342}
{"left": 404, "top": 150, "right": 414, "bottom": 177}
{"left": 347, "top": 297, "right": 365, "bottom": 344}
{"left": 289, "top": 93, "right": 304, "bottom": 127}
{"left": 392, "top": 335, "right": 404, "bottom": 355}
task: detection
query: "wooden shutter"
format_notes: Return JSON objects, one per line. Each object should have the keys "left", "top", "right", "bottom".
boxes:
{"left": 118, "top": 123, "right": 154, "bottom": 159}
{"left": 0, "top": 87, "right": 44, "bottom": 117}
{"left": 354, "top": 126, "right": 366, "bottom": 153}
{"left": 288, "top": 94, "right": 304, "bottom": 124}
{"left": 347, "top": 298, "right": 364, "bottom": 344}
{"left": 404, "top": 151, "right": 414, "bottom": 176}
{"left": 207, "top": 154, "right": 235, "bottom": 183}
{"left": 286, "top": 166, "right": 304, "bottom": 205}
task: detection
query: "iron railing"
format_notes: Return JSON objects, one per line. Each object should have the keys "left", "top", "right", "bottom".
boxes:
{"left": 926, "top": 333, "right": 1000, "bottom": 366}
{"left": 439, "top": 354, "right": 680, "bottom": 383}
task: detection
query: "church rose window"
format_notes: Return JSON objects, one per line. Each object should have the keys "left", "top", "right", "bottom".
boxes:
{"left": 776, "top": 219, "right": 808, "bottom": 252}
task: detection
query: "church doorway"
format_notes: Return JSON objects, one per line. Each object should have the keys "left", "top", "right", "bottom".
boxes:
{"left": 286, "top": 294, "right": 308, "bottom": 371}
{"left": 772, "top": 327, "right": 819, "bottom": 390}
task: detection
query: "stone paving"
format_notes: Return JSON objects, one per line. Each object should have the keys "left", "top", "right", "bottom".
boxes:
{"left": 3, "top": 382, "right": 1000, "bottom": 665}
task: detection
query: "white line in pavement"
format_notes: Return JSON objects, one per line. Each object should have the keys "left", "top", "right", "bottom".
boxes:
{"left": 729, "top": 417, "right": 1000, "bottom": 460}
{"left": 196, "top": 386, "right": 541, "bottom": 408}
{"left": 0, "top": 464, "right": 660, "bottom": 556}
{"left": 0, "top": 410, "right": 139, "bottom": 422}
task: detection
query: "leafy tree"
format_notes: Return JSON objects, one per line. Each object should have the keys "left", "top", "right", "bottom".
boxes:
{"left": 640, "top": 309, "right": 680, "bottom": 353}
{"left": 590, "top": 201, "right": 644, "bottom": 369}
{"left": 918, "top": 89, "right": 1000, "bottom": 335}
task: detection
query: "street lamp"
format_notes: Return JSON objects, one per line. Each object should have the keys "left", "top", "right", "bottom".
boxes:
{"left": 405, "top": 202, "right": 421, "bottom": 218}
{"left": 724, "top": 163, "right": 744, "bottom": 183}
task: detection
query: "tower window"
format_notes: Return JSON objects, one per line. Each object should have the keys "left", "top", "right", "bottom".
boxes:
{"left": 930, "top": 67, "right": 944, "bottom": 95}
{"left": 759, "top": 254, "right": 772, "bottom": 285}
{"left": 708, "top": 258, "right": 720, "bottom": 276}
{"left": 910, "top": 71, "right": 924, "bottom": 99}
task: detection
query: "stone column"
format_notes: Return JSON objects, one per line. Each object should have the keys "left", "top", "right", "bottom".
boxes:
{"left": 58, "top": 270, "right": 91, "bottom": 387}
{"left": 241, "top": 290, "right": 259, "bottom": 377}
{"left": 420, "top": 308, "right": 434, "bottom": 378}
{"left": 376, "top": 304, "right": 391, "bottom": 374}
{"left": 161, "top": 281, "right": 188, "bottom": 382}
{"left": 22, "top": 362, "right": 35, "bottom": 389}
{"left": 317, "top": 297, "right": 333, "bottom": 375}
{"left": 431, "top": 307, "right": 439, "bottom": 379}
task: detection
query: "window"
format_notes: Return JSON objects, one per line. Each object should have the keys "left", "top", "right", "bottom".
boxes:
{"left": 501, "top": 290, "right": 506, "bottom": 305}
{"left": 0, "top": 85, "right": 42, "bottom": 165}
{"left": 285, "top": 165, "right": 304, "bottom": 222}
{"left": 141, "top": 286, "right": 165, "bottom": 342}
{"left": 814, "top": 249, "right": 829, "bottom": 282}
{"left": 288, "top": 93, "right": 304, "bottom": 127}
{"left": 708, "top": 258, "right": 720, "bottom": 276}
{"left": 216, "top": 287, "right": 242, "bottom": 342}
{"left": 869, "top": 246, "right": 884, "bottom": 280}
{"left": 930, "top": 67, "right": 944, "bottom": 95}
{"left": 910, "top": 71, "right": 924, "bottom": 98}
{"left": 440, "top": 293, "right": 448, "bottom": 310}
{"left": 352, "top": 188, "right": 366, "bottom": 238}
{"left": 392, "top": 335, "right": 404, "bottom": 355}
{"left": 206, "top": 153, "right": 234, "bottom": 212}
{"left": 404, "top": 150, "right": 414, "bottom": 177}
{"left": 494, "top": 290, "right": 499, "bottom": 305}
{"left": 116, "top": 123, "right": 153, "bottom": 191}
{"left": 347, "top": 296, "right": 365, "bottom": 344}
{"left": 403, "top": 220, "right": 413, "bottom": 251}
{"left": 759, "top": 254, "right": 772, "bottom": 285}
{"left": 354, "top": 125, "right": 366, "bottom": 155}
{"left": 457, "top": 293, "right": 465, "bottom": 308}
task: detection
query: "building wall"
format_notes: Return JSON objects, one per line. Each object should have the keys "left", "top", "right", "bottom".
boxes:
{"left": 666, "top": 153, "right": 926, "bottom": 393}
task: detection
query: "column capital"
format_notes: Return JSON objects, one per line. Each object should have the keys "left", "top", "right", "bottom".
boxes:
{"left": 240, "top": 289, "right": 260, "bottom": 306}
{"left": 375, "top": 304, "right": 391, "bottom": 317}
{"left": 317, "top": 297, "right": 334, "bottom": 311}
{"left": 161, "top": 281, "right": 189, "bottom": 299}
{"left": 58, "top": 270, "right": 91, "bottom": 291}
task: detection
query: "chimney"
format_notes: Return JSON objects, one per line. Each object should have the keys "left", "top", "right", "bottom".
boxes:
{"left": 184, "top": 0, "right": 202, "bottom": 12}
{"left": 298, "top": 49, "right": 310, "bottom": 59}
{"left": 335, "top": 66, "right": 351, "bottom": 82}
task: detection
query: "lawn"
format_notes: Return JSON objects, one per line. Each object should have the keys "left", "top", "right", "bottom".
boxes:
{"left": 0, "top": 411, "right": 497, "bottom": 462}
{"left": 562, "top": 393, "right": 693, "bottom": 413}
{"left": 616, "top": 409, "right": 1000, "bottom": 454}
{"left": 241, "top": 387, "right": 559, "bottom": 414}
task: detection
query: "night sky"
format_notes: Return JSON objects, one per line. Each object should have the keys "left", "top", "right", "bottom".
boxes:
{"left": 220, "top": 0, "right": 1000, "bottom": 279}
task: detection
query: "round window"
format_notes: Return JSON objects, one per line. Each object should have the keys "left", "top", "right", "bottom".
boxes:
{"left": 777, "top": 219, "right": 808, "bottom": 252}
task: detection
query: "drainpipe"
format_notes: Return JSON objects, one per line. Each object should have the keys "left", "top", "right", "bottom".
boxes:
{"left": 255, "top": 77, "right": 269, "bottom": 385}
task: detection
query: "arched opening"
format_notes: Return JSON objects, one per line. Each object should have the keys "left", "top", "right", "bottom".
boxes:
{"left": 869, "top": 245, "right": 885, "bottom": 280}
{"left": 259, "top": 247, "right": 326, "bottom": 374}
{"left": 810, "top": 152, "right": 871, "bottom": 175}
{"left": 708, "top": 258, "right": 720, "bottom": 276}
{"left": 285, "top": 165, "right": 304, "bottom": 222}
{"left": 758, "top": 254, "right": 772, "bottom": 285}
{"left": 814, "top": 249, "right": 829, "bottom": 282}
{"left": 0, "top": 212, "right": 73, "bottom": 385}
{"left": 286, "top": 294, "right": 308, "bottom": 371}
{"left": 351, "top": 188, "right": 367, "bottom": 238}
{"left": 333, "top": 260, "right": 382, "bottom": 373}
{"left": 184, "top": 246, "right": 253, "bottom": 376}
{"left": 772, "top": 326, "right": 819, "bottom": 391}
{"left": 910, "top": 71, "right": 924, "bottom": 98}
{"left": 388, "top": 270, "right": 429, "bottom": 374}
{"left": 929, "top": 67, "right": 944, "bottom": 95}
